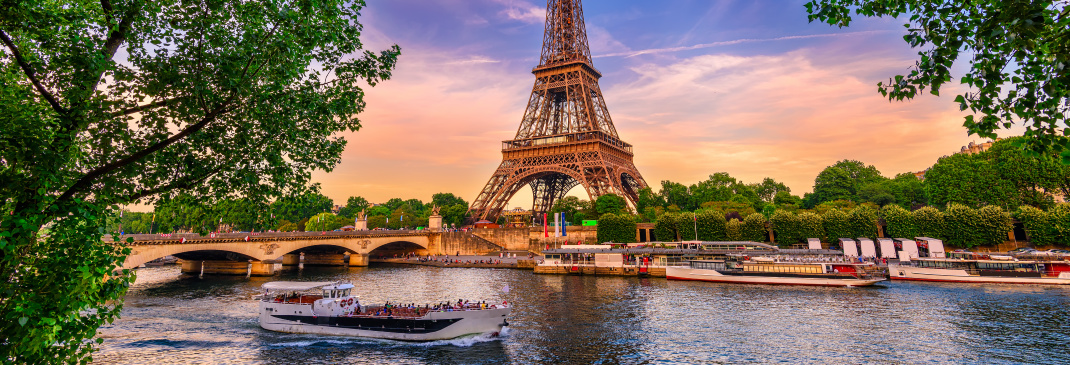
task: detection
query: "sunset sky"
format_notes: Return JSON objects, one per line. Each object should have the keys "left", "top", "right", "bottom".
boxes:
{"left": 310, "top": 0, "right": 1009, "bottom": 208}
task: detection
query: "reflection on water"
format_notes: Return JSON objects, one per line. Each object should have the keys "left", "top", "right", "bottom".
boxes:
{"left": 95, "top": 265, "right": 1070, "bottom": 364}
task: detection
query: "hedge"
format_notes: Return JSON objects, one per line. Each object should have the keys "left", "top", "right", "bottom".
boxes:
{"left": 1016, "top": 205, "right": 1053, "bottom": 245}
{"left": 976, "top": 205, "right": 1012, "bottom": 247}
{"left": 654, "top": 212, "right": 678, "bottom": 242}
{"left": 696, "top": 209, "right": 728, "bottom": 241}
{"left": 742, "top": 213, "right": 767, "bottom": 242}
{"left": 943, "top": 203, "right": 980, "bottom": 247}
{"left": 769, "top": 210, "right": 800, "bottom": 245}
{"left": 726, "top": 218, "right": 743, "bottom": 241}
{"left": 912, "top": 206, "right": 945, "bottom": 239}
{"left": 675, "top": 212, "right": 697, "bottom": 241}
{"left": 797, "top": 212, "right": 825, "bottom": 243}
{"left": 822, "top": 209, "right": 851, "bottom": 241}
{"left": 596, "top": 213, "right": 636, "bottom": 243}
{"left": 881, "top": 205, "right": 915, "bottom": 238}
{"left": 848, "top": 205, "right": 879, "bottom": 240}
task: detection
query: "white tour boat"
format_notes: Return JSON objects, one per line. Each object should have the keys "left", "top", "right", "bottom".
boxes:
{"left": 259, "top": 281, "right": 510, "bottom": 341}
{"left": 666, "top": 256, "right": 886, "bottom": 287}
{"left": 889, "top": 253, "right": 1070, "bottom": 285}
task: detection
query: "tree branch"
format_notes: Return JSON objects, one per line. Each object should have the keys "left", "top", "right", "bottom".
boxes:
{"left": 101, "top": 5, "right": 139, "bottom": 60}
{"left": 100, "top": 0, "right": 114, "bottom": 24}
{"left": 123, "top": 165, "right": 224, "bottom": 202}
{"left": 0, "top": 30, "right": 65, "bottom": 115}
{"left": 110, "top": 96, "right": 187, "bottom": 118}
{"left": 56, "top": 103, "right": 234, "bottom": 204}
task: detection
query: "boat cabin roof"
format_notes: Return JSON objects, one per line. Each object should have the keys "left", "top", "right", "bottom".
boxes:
{"left": 322, "top": 283, "right": 354, "bottom": 290}
{"left": 262, "top": 281, "right": 333, "bottom": 291}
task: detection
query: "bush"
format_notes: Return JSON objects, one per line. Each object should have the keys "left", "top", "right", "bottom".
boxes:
{"left": 848, "top": 205, "right": 879, "bottom": 240}
{"left": 1050, "top": 204, "right": 1070, "bottom": 244}
{"left": 882, "top": 205, "right": 916, "bottom": 238}
{"left": 976, "top": 206, "right": 1012, "bottom": 246}
{"left": 944, "top": 203, "right": 981, "bottom": 247}
{"left": 741, "top": 213, "right": 767, "bottom": 242}
{"left": 675, "top": 212, "right": 698, "bottom": 241}
{"left": 797, "top": 212, "right": 825, "bottom": 243}
{"left": 654, "top": 212, "right": 679, "bottom": 242}
{"left": 596, "top": 213, "right": 636, "bottom": 243}
{"left": 822, "top": 209, "right": 851, "bottom": 241}
{"left": 1016, "top": 205, "right": 1052, "bottom": 245}
{"left": 769, "top": 210, "right": 800, "bottom": 245}
{"left": 696, "top": 209, "right": 728, "bottom": 241}
{"left": 726, "top": 219, "right": 743, "bottom": 241}
{"left": 912, "top": 206, "right": 945, "bottom": 239}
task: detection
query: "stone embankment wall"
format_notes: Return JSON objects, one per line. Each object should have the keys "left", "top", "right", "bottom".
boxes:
{"left": 533, "top": 265, "right": 666, "bottom": 277}
{"left": 466, "top": 226, "right": 600, "bottom": 254}
{"left": 438, "top": 232, "right": 504, "bottom": 256}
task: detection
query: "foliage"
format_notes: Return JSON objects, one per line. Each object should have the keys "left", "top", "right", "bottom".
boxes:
{"left": 806, "top": 160, "right": 887, "bottom": 207}
{"left": 635, "top": 187, "right": 666, "bottom": 214}
{"left": 272, "top": 191, "right": 334, "bottom": 224}
{"left": 741, "top": 213, "right": 768, "bottom": 242}
{"left": 0, "top": 0, "right": 399, "bottom": 360}
{"left": 700, "top": 201, "right": 757, "bottom": 218}
{"left": 769, "top": 210, "right": 801, "bottom": 245}
{"left": 675, "top": 212, "right": 697, "bottom": 241}
{"left": 944, "top": 203, "right": 982, "bottom": 248}
{"left": 848, "top": 205, "right": 879, "bottom": 240}
{"left": 305, "top": 212, "right": 342, "bottom": 232}
{"left": 596, "top": 213, "right": 636, "bottom": 244}
{"left": 654, "top": 212, "right": 678, "bottom": 242}
{"left": 976, "top": 205, "right": 1013, "bottom": 247}
{"left": 594, "top": 194, "right": 628, "bottom": 216}
{"left": 1049, "top": 204, "right": 1070, "bottom": 245}
{"left": 276, "top": 220, "right": 299, "bottom": 232}
{"left": 726, "top": 219, "right": 743, "bottom": 241}
{"left": 881, "top": 205, "right": 916, "bottom": 239}
{"left": 696, "top": 209, "right": 728, "bottom": 241}
{"left": 442, "top": 203, "right": 470, "bottom": 227}
{"left": 797, "top": 212, "right": 826, "bottom": 243}
{"left": 1015, "top": 205, "right": 1053, "bottom": 246}
{"left": 822, "top": 209, "right": 852, "bottom": 241}
{"left": 750, "top": 178, "right": 791, "bottom": 203}
{"left": 337, "top": 196, "right": 370, "bottom": 218}
{"left": 812, "top": 199, "right": 858, "bottom": 215}
{"left": 806, "top": 0, "right": 1070, "bottom": 160}
{"left": 773, "top": 191, "right": 802, "bottom": 206}
{"left": 913, "top": 206, "right": 946, "bottom": 239}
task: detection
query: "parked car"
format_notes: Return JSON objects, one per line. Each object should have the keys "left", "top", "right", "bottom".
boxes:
{"left": 1009, "top": 247, "right": 1038, "bottom": 254}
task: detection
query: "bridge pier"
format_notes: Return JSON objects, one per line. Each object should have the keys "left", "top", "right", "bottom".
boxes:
{"left": 180, "top": 260, "right": 280, "bottom": 276}
{"left": 349, "top": 253, "right": 369, "bottom": 267}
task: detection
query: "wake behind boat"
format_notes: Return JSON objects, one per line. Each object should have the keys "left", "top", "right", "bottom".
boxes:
{"left": 666, "top": 255, "right": 886, "bottom": 287}
{"left": 258, "top": 281, "right": 510, "bottom": 341}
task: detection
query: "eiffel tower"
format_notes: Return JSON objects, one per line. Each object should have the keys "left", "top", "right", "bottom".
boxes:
{"left": 468, "top": 0, "right": 648, "bottom": 223}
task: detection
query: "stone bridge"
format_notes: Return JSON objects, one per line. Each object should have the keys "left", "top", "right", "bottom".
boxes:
{"left": 111, "top": 230, "right": 506, "bottom": 275}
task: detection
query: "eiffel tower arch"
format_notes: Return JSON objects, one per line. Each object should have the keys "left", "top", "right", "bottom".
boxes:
{"left": 468, "top": 0, "right": 648, "bottom": 223}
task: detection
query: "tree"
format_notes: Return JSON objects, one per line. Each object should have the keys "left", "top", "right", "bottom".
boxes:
{"left": 925, "top": 153, "right": 1016, "bottom": 208}
{"left": 0, "top": 0, "right": 399, "bottom": 362}
{"left": 654, "top": 212, "right": 679, "bottom": 242}
{"left": 596, "top": 213, "right": 636, "bottom": 244}
{"left": 770, "top": 210, "right": 801, "bottom": 245}
{"left": 271, "top": 190, "right": 334, "bottom": 224}
{"left": 594, "top": 194, "right": 628, "bottom": 215}
{"left": 659, "top": 181, "right": 693, "bottom": 212}
{"left": 550, "top": 196, "right": 592, "bottom": 225}
{"left": 822, "top": 209, "right": 852, "bottom": 242}
{"left": 808, "top": 160, "right": 887, "bottom": 207}
{"left": 689, "top": 172, "right": 738, "bottom": 205}
{"left": 635, "top": 187, "right": 665, "bottom": 214}
{"left": 751, "top": 177, "right": 791, "bottom": 202}
{"left": 741, "top": 213, "right": 768, "bottom": 242}
{"left": 305, "top": 212, "right": 342, "bottom": 232}
{"left": 848, "top": 205, "right": 880, "bottom": 240}
{"left": 882, "top": 205, "right": 916, "bottom": 239}
{"left": 807, "top": 1, "right": 1070, "bottom": 160}
{"left": 338, "top": 196, "right": 370, "bottom": 218}
{"left": 430, "top": 193, "right": 467, "bottom": 211}
{"left": 696, "top": 209, "right": 728, "bottom": 241}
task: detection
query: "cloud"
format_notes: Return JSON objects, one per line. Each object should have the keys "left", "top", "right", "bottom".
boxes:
{"left": 446, "top": 56, "right": 502, "bottom": 65}
{"left": 596, "top": 31, "right": 890, "bottom": 58}
{"left": 604, "top": 49, "right": 979, "bottom": 195}
{"left": 491, "top": 0, "right": 546, "bottom": 24}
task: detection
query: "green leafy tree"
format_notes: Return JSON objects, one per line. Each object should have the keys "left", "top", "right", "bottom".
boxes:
{"left": 750, "top": 177, "right": 791, "bottom": 202}
{"left": 675, "top": 212, "right": 697, "bottom": 241}
{"left": 596, "top": 213, "right": 636, "bottom": 243}
{"left": 660, "top": 181, "right": 694, "bottom": 212}
{"left": 272, "top": 190, "right": 334, "bottom": 224}
{"left": 1048, "top": 204, "right": 1070, "bottom": 245}
{"left": 773, "top": 191, "right": 802, "bottom": 206}
{"left": 913, "top": 206, "right": 946, "bottom": 239}
{"left": 0, "top": 0, "right": 399, "bottom": 361}
{"left": 689, "top": 172, "right": 738, "bottom": 205}
{"left": 635, "top": 187, "right": 666, "bottom": 214}
{"left": 806, "top": 0, "right": 1070, "bottom": 160}
{"left": 654, "top": 212, "right": 679, "bottom": 242}
{"left": 741, "top": 213, "right": 768, "bottom": 242}
{"left": 700, "top": 200, "right": 757, "bottom": 218}
{"left": 443, "top": 203, "right": 470, "bottom": 227}
{"left": 977, "top": 205, "right": 1013, "bottom": 247}
{"left": 769, "top": 210, "right": 801, "bottom": 245}
{"left": 726, "top": 218, "right": 744, "bottom": 241}
{"left": 812, "top": 199, "right": 858, "bottom": 215}
{"left": 338, "top": 196, "right": 370, "bottom": 218}
{"left": 797, "top": 212, "right": 826, "bottom": 243}
{"left": 808, "top": 160, "right": 887, "bottom": 207}
{"left": 696, "top": 209, "right": 728, "bottom": 241}
{"left": 848, "top": 205, "right": 880, "bottom": 240}
{"left": 367, "top": 216, "right": 388, "bottom": 230}
{"left": 306, "top": 212, "right": 343, "bottom": 232}
{"left": 595, "top": 194, "right": 628, "bottom": 215}
{"left": 551, "top": 196, "right": 593, "bottom": 225}
{"left": 822, "top": 209, "right": 852, "bottom": 241}
{"left": 944, "top": 203, "right": 982, "bottom": 248}
{"left": 1015, "top": 205, "right": 1053, "bottom": 245}
{"left": 882, "top": 205, "right": 916, "bottom": 239}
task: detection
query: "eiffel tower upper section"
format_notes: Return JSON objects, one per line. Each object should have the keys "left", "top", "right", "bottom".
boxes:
{"left": 512, "top": 0, "right": 619, "bottom": 141}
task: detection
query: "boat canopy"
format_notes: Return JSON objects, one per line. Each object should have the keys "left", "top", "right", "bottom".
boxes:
{"left": 322, "top": 283, "right": 354, "bottom": 290}
{"left": 262, "top": 281, "right": 333, "bottom": 291}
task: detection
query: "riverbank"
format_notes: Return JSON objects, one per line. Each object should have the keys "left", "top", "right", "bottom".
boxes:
{"left": 372, "top": 257, "right": 538, "bottom": 269}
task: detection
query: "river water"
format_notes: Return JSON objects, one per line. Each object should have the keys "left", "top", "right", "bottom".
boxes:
{"left": 94, "top": 264, "right": 1070, "bottom": 364}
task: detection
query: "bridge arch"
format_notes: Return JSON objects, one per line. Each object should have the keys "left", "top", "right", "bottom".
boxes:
{"left": 123, "top": 243, "right": 267, "bottom": 269}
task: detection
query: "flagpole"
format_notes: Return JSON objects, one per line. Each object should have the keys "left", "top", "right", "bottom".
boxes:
{"left": 694, "top": 212, "right": 698, "bottom": 241}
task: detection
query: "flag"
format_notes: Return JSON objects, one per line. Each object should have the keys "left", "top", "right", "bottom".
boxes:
{"left": 543, "top": 213, "right": 548, "bottom": 237}
{"left": 119, "top": 210, "right": 123, "bottom": 218}
{"left": 554, "top": 212, "right": 560, "bottom": 237}
{"left": 151, "top": 214, "right": 155, "bottom": 222}
{"left": 561, "top": 212, "right": 567, "bottom": 237}
{"left": 401, "top": 215, "right": 404, "bottom": 222}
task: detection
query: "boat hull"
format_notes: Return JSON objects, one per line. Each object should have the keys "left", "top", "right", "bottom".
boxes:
{"left": 259, "top": 302, "right": 510, "bottom": 341}
{"left": 666, "top": 267, "right": 884, "bottom": 287}
{"left": 889, "top": 265, "right": 1070, "bottom": 285}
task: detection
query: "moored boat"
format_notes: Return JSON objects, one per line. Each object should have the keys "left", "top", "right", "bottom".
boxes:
{"left": 258, "top": 281, "right": 510, "bottom": 341}
{"left": 666, "top": 256, "right": 885, "bottom": 287}
{"left": 889, "top": 253, "right": 1070, "bottom": 285}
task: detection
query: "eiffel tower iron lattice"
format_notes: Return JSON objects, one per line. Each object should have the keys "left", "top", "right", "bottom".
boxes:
{"left": 468, "top": 0, "right": 648, "bottom": 223}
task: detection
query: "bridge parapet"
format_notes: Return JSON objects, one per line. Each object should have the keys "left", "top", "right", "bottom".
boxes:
{"left": 106, "top": 230, "right": 434, "bottom": 245}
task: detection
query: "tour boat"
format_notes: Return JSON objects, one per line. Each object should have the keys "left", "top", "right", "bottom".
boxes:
{"left": 666, "top": 256, "right": 886, "bottom": 287}
{"left": 259, "top": 281, "right": 510, "bottom": 341}
{"left": 889, "top": 254, "right": 1070, "bottom": 285}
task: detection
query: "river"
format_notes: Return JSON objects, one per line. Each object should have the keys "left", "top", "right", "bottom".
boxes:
{"left": 94, "top": 264, "right": 1070, "bottom": 364}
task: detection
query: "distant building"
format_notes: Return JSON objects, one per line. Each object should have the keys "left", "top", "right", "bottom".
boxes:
{"left": 501, "top": 207, "right": 532, "bottom": 228}
{"left": 913, "top": 140, "right": 998, "bottom": 180}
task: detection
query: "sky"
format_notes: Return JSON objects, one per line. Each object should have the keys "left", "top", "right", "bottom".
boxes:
{"left": 309, "top": 0, "right": 1006, "bottom": 209}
